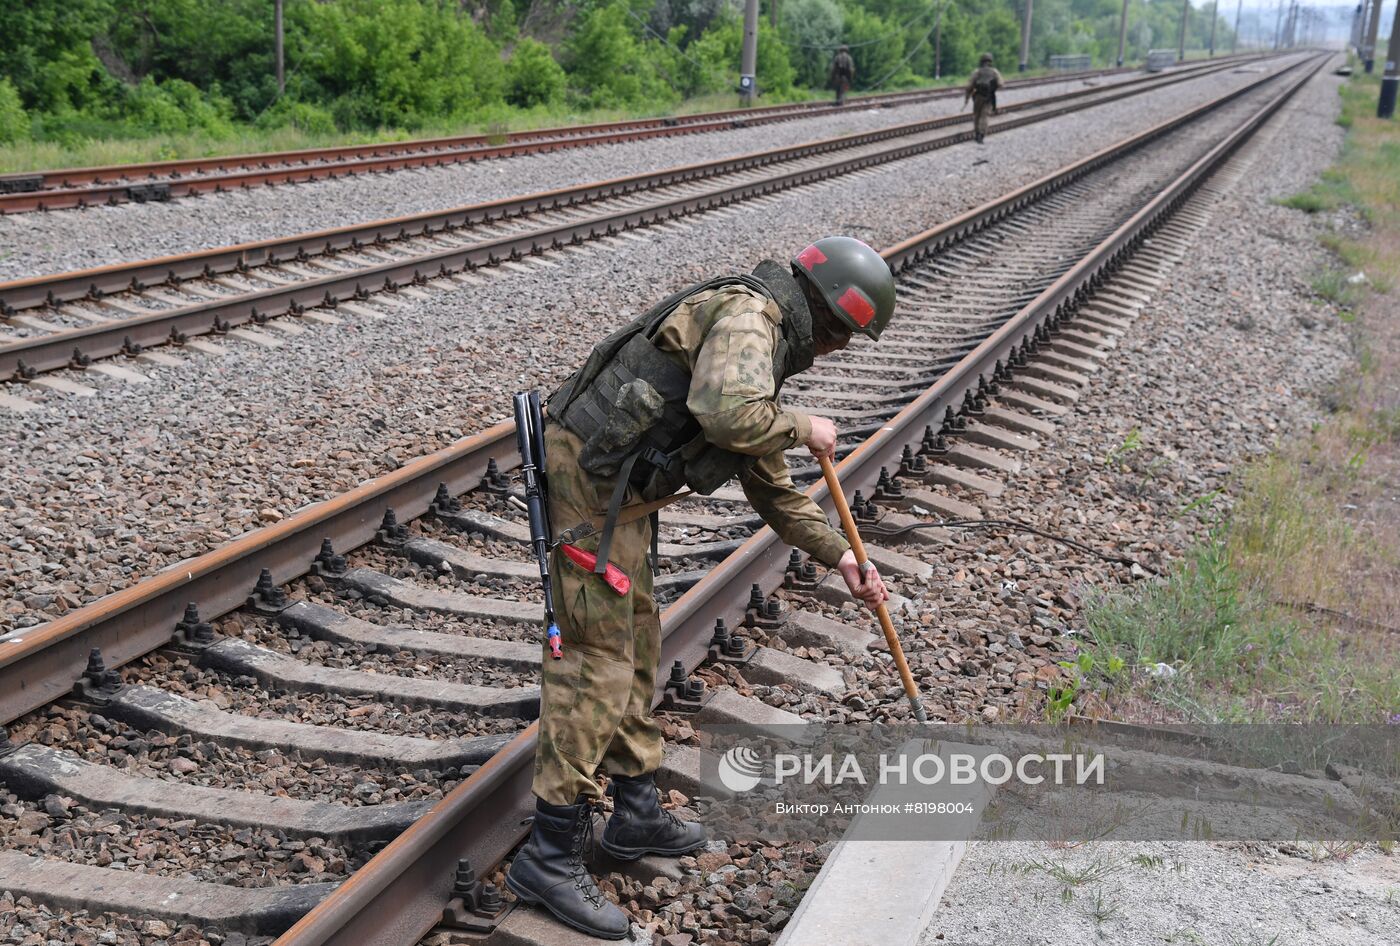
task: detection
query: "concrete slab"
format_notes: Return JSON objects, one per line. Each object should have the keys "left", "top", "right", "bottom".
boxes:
{"left": 1008, "top": 375, "right": 1081, "bottom": 405}
{"left": 1022, "top": 361, "right": 1089, "bottom": 388}
{"left": 887, "top": 485, "right": 982, "bottom": 521}
{"left": 277, "top": 601, "right": 538, "bottom": 669}
{"left": 86, "top": 363, "right": 150, "bottom": 384}
{"left": 866, "top": 511, "right": 951, "bottom": 546}
{"left": 303, "top": 310, "right": 344, "bottom": 325}
{"left": 945, "top": 442, "right": 1022, "bottom": 476}
{"left": 337, "top": 301, "right": 386, "bottom": 319}
{"left": 0, "top": 392, "right": 40, "bottom": 413}
{"left": 656, "top": 747, "right": 734, "bottom": 810}
{"left": 0, "top": 849, "right": 332, "bottom": 935}
{"left": 920, "top": 463, "right": 1004, "bottom": 497}
{"left": 0, "top": 743, "right": 428, "bottom": 842}
{"left": 994, "top": 387, "right": 1070, "bottom": 417}
{"left": 264, "top": 319, "right": 308, "bottom": 335}
{"left": 774, "top": 739, "right": 996, "bottom": 946}
{"left": 228, "top": 327, "right": 282, "bottom": 347}
{"left": 135, "top": 351, "right": 184, "bottom": 367}
{"left": 864, "top": 543, "right": 934, "bottom": 581}
{"left": 693, "top": 689, "right": 808, "bottom": 741}
{"left": 30, "top": 376, "right": 96, "bottom": 397}
{"left": 183, "top": 338, "right": 227, "bottom": 356}
{"left": 979, "top": 405, "right": 1056, "bottom": 437}
{"left": 340, "top": 567, "right": 539, "bottom": 624}
{"left": 744, "top": 646, "right": 846, "bottom": 695}
{"left": 202, "top": 637, "right": 538, "bottom": 716}
{"left": 960, "top": 420, "right": 1040, "bottom": 453}
{"left": 105, "top": 684, "right": 510, "bottom": 769}
{"left": 776, "top": 610, "right": 876, "bottom": 657}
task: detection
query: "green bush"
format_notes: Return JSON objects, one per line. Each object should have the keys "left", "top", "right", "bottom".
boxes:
{"left": 780, "top": 0, "right": 845, "bottom": 89}
{"left": 506, "top": 38, "right": 567, "bottom": 108}
{"left": 685, "top": 14, "right": 796, "bottom": 98}
{"left": 122, "top": 77, "right": 233, "bottom": 135}
{"left": 564, "top": 1, "right": 679, "bottom": 110}
{"left": 255, "top": 97, "right": 338, "bottom": 136}
{"left": 0, "top": 79, "right": 30, "bottom": 144}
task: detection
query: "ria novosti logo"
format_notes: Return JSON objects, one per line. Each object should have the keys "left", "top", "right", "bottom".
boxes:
{"left": 717, "top": 746, "right": 765, "bottom": 792}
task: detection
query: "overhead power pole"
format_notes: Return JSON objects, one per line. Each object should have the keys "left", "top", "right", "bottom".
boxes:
{"left": 1233, "top": 0, "right": 1243, "bottom": 52}
{"left": 1274, "top": 0, "right": 1285, "bottom": 48}
{"left": 740, "top": 0, "right": 759, "bottom": 105}
{"left": 1381, "top": 0, "right": 1399, "bottom": 118}
{"left": 769, "top": 0, "right": 777, "bottom": 28}
{"left": 1209, "top": 0, "right": 1219, "bottom": 55}
{"left": 275, "top": 0, "right": 285, "bottom": 95}
{"left": 1178, "top": 0, "right": 1190, "bottom": 61}
{"left": 1364, "top": 0, "right": 1384, "bottom": 69}
{"left": 933, "top": 0, "right": 946, "bottom": 79}
{"left": 1020, "top": 0, "right": 1034, "bottom": 71}
{"left": 1117, "top": 0, "right": 1131, "bottom": 66}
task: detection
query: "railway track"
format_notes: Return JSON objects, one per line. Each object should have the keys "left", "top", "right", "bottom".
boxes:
{"left": 0, "top": 55, "right": 1267, "bottom": 215}
{"left": 0, "top": 53, "right": 1326, "bottom": 946}
{"left": 0, "top": 54, "right": 1293, "bottom": 389}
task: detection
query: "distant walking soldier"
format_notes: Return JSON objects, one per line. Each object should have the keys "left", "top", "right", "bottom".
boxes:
{"left": 964, "top": 52, "right": 1004, "bottom": 144}
{"left": 829, "top": 44, "right": 856, "bottom": 105}
{"left": 505, "top": 236, "right": 896, "bottom": 939}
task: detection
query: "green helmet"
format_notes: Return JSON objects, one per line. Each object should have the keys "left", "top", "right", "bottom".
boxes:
{"left": 791, "top": 236, "right": 897, "bottom": 341}
{"left": 980, "top": 53, "right": 994, "bottom": 65}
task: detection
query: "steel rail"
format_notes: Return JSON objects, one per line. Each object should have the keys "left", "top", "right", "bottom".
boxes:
{"left": 0, "top": 57, "right": 1314, "bottom": 728}
{"left": 0, "top": 57, "right": 1300, "bottom": 382}
{"left": 0, "top": 56, "right": 1266, "bottom": 213}
{"left": 271, "top": 54, "right": 1328, "bottom": 946}
{"left": 0, "top": 55, "right": 1255, "bottom": 316}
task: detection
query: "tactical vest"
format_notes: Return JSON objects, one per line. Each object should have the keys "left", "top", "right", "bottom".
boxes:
{"left": 548, "top": 260, "right": 814, "bottom": 567}
{"left": 972, "top": 67, "right": 998, "bottom": 101}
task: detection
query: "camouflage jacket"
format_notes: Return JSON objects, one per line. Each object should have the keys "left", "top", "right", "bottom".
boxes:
{"left": 965, "top": 66, "right": 1004, "bottom": 103}
{"left": 651, "top": 283, "right": 851, "bottom": 568}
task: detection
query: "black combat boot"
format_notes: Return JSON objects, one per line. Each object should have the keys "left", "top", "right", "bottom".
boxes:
{"left": 600, "top": 773, "right": 708, "bottom": 860}
{"left": 506, "top": 797, "right": 630, "bottom": 940}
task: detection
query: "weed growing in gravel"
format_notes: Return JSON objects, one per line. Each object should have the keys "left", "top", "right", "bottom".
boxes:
{"left": 1081, "top": 71, "right": 1400, "bottom": 725}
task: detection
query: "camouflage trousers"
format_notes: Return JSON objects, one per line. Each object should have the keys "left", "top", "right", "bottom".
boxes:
{"left": 973, "top": 100, "right": 993, "bottom": 139}
{"left": 532, "top": 422, "right": 665, "bottom": 805}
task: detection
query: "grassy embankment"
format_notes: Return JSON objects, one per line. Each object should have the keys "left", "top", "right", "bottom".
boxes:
{"left": 0, "top": 50, "right": 1241, "bottom": 174}
{"left": 0, "top": 79, "right": 968, "bottom": 175}
{"left": 1076, "top": 69, "right": 1400, "bottom": 725}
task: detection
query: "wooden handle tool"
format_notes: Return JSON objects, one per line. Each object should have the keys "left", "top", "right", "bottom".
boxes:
{"left": 820, "top": 455, "right": 928, "bottom": 723}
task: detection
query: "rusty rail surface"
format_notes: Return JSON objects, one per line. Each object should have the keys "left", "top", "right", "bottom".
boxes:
{"left": 0, "top": 53, "right": 1323, "bottom": 944}
{"left": 0, "top": 55, "right": 1289, "bottom": 383}
{"left": 0, "top": 55, "right": 1267, "bottom": 214}
{"left": 270, "top": 54, "right": 1327, "bottom": 946}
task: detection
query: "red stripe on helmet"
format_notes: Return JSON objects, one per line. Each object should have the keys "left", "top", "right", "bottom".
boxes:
{"left": 837, "top": 287, "right": 875, "bottom": 327}
{"left": 796, "top": 244, "right": 828, "bottom": 270}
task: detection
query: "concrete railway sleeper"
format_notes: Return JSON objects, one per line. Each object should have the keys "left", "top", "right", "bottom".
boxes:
{"left": 0, "top": 54, "right": 1327, "bottom": 946}
{"left": 0, "top": 54, "right": 1270, "bottom": 214}
{"left": 0, "top": 54, "right": 1305, "bottom": 389}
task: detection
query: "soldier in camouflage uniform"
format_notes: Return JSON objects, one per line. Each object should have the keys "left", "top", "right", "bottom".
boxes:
{"left": 506, "top": 237, "right": 898, "bottom": 939}
{"left": 829, "top": 44, "right": 856, "bottom": 105}
{"left": 964, "top": 53, "right": 1004, "bottom": 144}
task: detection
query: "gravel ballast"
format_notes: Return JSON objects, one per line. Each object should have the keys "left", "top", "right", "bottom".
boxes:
{"left": 0, "top": 57, "right": 1314, "bottom": 633}
{"left": 0, "top": 60, "right": 1285, "bottom": 280}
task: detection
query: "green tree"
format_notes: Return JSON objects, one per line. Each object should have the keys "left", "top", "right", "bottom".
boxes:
{"left": 780, "top": 0, "right": 844, "bottom": 89}
{"left": 0, "top": 79, "right": 30, "bottom": 144}
{"left": 506, "top": 38, "right": 568, "bottom": 107}
{"left": 564, "top": 1, "right": 679, "bottom": 109}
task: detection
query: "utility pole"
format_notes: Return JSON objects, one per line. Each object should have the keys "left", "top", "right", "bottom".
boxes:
{"left": 740, "top": 0, "right": 759, "bottom": 105}
{"left": 1274, "top": 0, "right": 1285, "bottom": 48}
{"left": 769, "top": 0, "right": 777, "bottom": 29}
{"left": 1117, "top": 0, "right": 1130, "bottom": 66}
{"left": 1364, "top": 0, "right": 1384, "bottom": 70}
{"left": 1209, "top": 0, "right": 1219, "bottom": 55}
{"left": 1233, "top": 0, "right": 1243, "bottom": 52}
{"left": 1381, "top": 0, "right": 1399, "bottom": 117}
{"left": 933, "top": 0, "right": 945, "bottom": 79}
{"left": 1020, "top": 0, "right": 1034, "bottom": 71}
{"left": 1178, "top": 0, "right": 1190, "bottom": 61}
{"left": 274, "top": 0, "right": 285, "bottom": 95}
{"left": 1353, "top": 1, "right": 1366, "bottom": 51}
